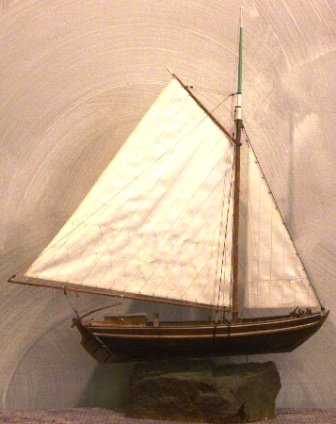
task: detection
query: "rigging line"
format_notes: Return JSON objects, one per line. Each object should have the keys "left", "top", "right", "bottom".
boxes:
{"left": 269, "top": 203, "right": 274, "bottom": 306}
{"left": 113, "top": 125, "right": 232, "bottom": 299}
{"left": 128, "top": 130, "right": 235, "bottom": 300}
{"left": 242, "top": 125, "right": 325, "bottom": 310}
{"left": 79, "top": 302, "right": 122, "bottom": 322}
{"left": 173, "top": 146, "right": 235, "bottom": 305}
{"left": 215, "top": 150, "right": 235, "bottom": 309}
{"left": 214, "top": 93, "right": 235, "bottom": 110}
{"left": 191, "top": 86, "right": 233, "bottom": 95}
{"left": 239, "top": 307, "right": 246, "bottom": 319}
{"left": 133, "top": 141, "right": 234, "bottom": 299}
{"left": 220, "top": 174, "right": 234, "bottom": 308}
{"left": 257, "top": 164, "right": 261, "bottom": 302}
{"left": 103, "top": 110, "right": 235, "bottom": 293}
{"left": 117, "top": 130, "right": 228, "bottom": 294}
{"left": 173, "top": 73, "right": 236, "bottom": 145}
{"left": 214, "top": 145, "right": 233, "bottom": 275}
{"left": 111, "top": 91, "right": 233, "bottom": 242}
{"left": 63, "top": 288, "right": 79, "bottom": 317}
{"left": 156, "top": 146, "right": 236, "bottom": 302}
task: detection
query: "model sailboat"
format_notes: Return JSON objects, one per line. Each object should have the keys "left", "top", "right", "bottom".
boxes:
{"left": 9, "top": 10, "right": 328, "bottom": 363}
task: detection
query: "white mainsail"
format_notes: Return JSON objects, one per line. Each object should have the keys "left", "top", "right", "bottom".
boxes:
{"left": 240, "top": 142, "right": 319, "bottom": 308}
{"left": 25, "top": 77, "right": 319, "bottom": 311}
{"left": 25, "top": 78, "right": 235, "bottom": 309}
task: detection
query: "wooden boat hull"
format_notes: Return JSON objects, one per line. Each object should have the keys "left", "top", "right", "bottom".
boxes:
{"left": 75, "top": 311, "right": 328, "bottom": 363}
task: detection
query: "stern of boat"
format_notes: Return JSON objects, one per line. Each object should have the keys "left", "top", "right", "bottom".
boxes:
{"left": 72, "top": 318, "right": 119, "bottom": 363}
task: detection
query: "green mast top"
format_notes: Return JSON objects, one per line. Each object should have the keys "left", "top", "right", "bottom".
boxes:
{"left": 235, "top": 7, "right": 243, "bottom": 121}
{"left": 238, "top": 7, "right": 243, "bottom": 94}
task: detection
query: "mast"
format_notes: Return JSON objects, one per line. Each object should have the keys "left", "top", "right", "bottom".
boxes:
{"left": 231, "top": 7, "right": 243, "bottom": 322}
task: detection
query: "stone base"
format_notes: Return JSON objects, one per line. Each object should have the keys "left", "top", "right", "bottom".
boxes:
{"left": 125, "top": 359, "right": 281, "bottom": 423}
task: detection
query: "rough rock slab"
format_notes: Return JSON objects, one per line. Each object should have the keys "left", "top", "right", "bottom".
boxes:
{"left": 125, "top": 359, "right": 281, "bottom": 423}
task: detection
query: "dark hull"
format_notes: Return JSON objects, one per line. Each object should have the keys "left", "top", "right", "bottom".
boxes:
{"left": 75, "top": 311, "right": 328, "bottom": 363}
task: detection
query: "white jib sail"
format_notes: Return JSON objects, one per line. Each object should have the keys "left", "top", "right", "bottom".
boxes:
{"left": 26, "top": 79, "right": 235, "bottom": 309}
{"left": 240, "top": 142, "right": 319, "bottom": 308}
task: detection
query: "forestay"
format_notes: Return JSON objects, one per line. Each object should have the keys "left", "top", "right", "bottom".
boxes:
{"left": 240, "top": 142, "right": 319, "bottom": 309}
{"left": 26, "top": 79, "right": 235, "bottom": 309}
